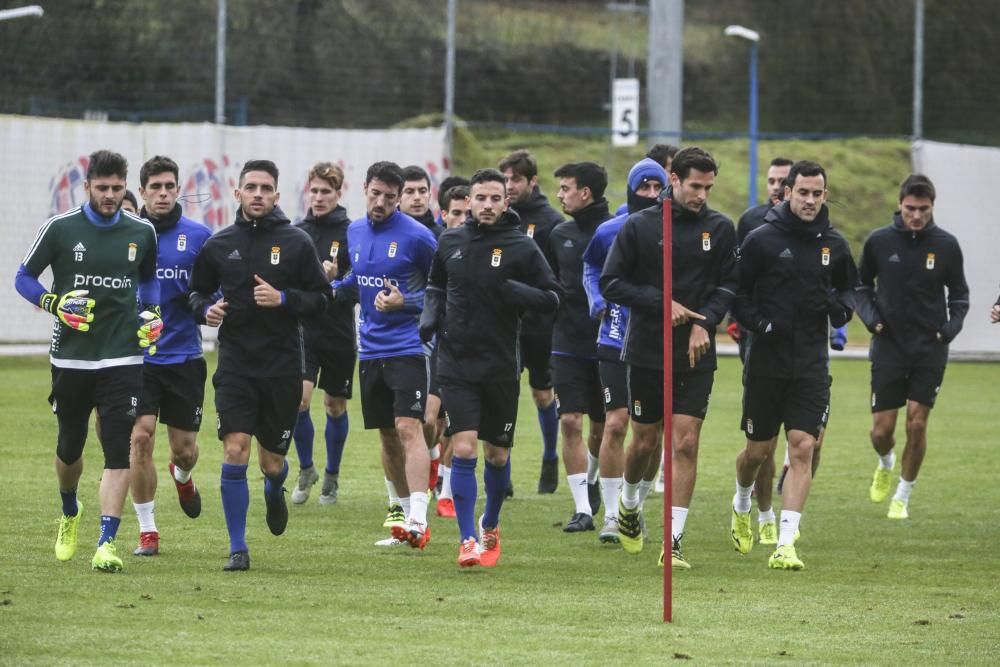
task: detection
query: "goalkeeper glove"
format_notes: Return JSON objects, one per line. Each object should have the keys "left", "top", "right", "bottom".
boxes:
{"left": 138, "top": 306, "right": 164, "bottom": 355}
{"left": 40, "top": 290, "right": 95, "bottom": 331}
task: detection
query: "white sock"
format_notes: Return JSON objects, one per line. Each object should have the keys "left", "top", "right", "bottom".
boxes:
{"left": 621, "top": 480, "right": 641, "bottom": 510}
{"left": 409, "top": 491, "right": 429, "bottom": 525}
{"left": 600, "top": 476, "right": 623, "bottom": 518}
{"left": 172, "top": 464, "right": 192, "bottom": 484}
{"left": 783, "top": 444, "right": 791, "bottom": 467}
{"left": 429, "top": 444, "right": 441, "bottom": 461}
{"left": 893, "top": 478, "right": 915, "bottom": 503}
{"left": 671, "top": 506, "right": 688, "bottom": 541}
{"left": 439, "top": 465, "right": 453, "bottom": 500}
{"left": 385, "top": 478, "right": 399, "bottom": 505}
{"left": 586, "top": 453, "right": 600, "bottom": 484}
{"left": 778, "top": 510, "right": 801, "bottom": 547}
{"left": 879, "top": 451, "right": 896, "bottom": 470}
{"left": 758, "top": 507, "right": 776, "bottom": 524}
{"left": 733, "top": 480, "right": 754, "bottom": 513}
{"left": 134, "top": 501, "right": 157, "bottom": 533}
{"left": 567, "top": 473, "right": 591, "bottom": 515}
{"left": 400, "top": 496, "right": 411, "bottom": 516}
{"left": 637, "top": 479, "right": 654, "bottom": 508}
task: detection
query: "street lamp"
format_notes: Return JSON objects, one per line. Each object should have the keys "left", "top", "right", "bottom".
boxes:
{"left": 0, "top": 4, "right": 43, "bottom": 21}
{"left": 724, "top": 24, "right": 760, "bottom": 208}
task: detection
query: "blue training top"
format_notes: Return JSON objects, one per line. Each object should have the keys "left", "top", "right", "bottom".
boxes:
{"left": 582, "top": 211, "right": 630, "bottom": 351}
{"left": 340, "top": 210, "right": 436, "bottom": 360}
{"left": 148, "top": 215, "right": 213, "bottom": 365}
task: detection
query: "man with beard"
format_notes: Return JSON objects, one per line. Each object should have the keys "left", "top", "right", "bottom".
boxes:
{"left": 498, "top": 150, "right": 564, "bottom": 493}
{"left": 548, "top": 161, "right": 613, "bottom": 532}
{"left": 730, "top": 160, "right": 857, "bottom": 570}
{"left": 189, "top": 159, "right": 330, "bottom": 571}
{"left": 582, "top": 157, "right": 668, "bottom": 544}
{"left": 601, "top": 147, "right": 737, "bottom": 568}
{"left": 856, "top": 174, "right": 968, "bottom": 520}
{"left": 129, "top": 156, "right": 212, "bottom": 557}
{"left": 289, "top": 162, "right": 355, "bottom": 507}
{"left": 421, "top": 168, "right": 562, "bottom": 567}
{"left": 15, "top": 149, "right": 159, "bottom": 572}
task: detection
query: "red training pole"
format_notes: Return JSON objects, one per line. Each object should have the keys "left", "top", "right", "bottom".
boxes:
{"left": 662, "top": 198, "right": 673, "bottom": 623}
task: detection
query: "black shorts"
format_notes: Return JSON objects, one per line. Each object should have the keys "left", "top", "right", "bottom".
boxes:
{"left": 741, "top": 374, "right": 829, "bottom": 441}
{"left": 358, "top": 355, "right": 428, "bottom": 430}
{"left": 440, "top": 379, "right": 519, "bottom": 447}
{"left": 520, "top": 333, "right": 553, "bottom": 391}
{"left": 551, "top": 355, "right": 605, "bottom": 423}
{"left": 138, "top": 358, "right": 207, "bottom": 431}
{"left": 426, "top": 341, "right": 440, "bottom": 398}
{"left": 49, "top": 364, "right": 142, "bottom": 469}
{"left": 304, "top": 345, "right": 356, "bottom": 399}
{"left": 626, "top": 365, "right": 714, "bottom": 424}
{"left": 599, "top": 358, "right": 629, "bottom": 411}
{"left": 213, "top": 372, "right": 301, "bottom": 454}
{"left": 871, "top": 365, "right": 945, "bottom": 412}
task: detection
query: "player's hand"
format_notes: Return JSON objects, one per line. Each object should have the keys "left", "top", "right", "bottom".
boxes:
{"left": 323, "top": 259, "right": 338, "bottom": 281}
{"left": 375, "top": 281, "right": 404, "bottom": 312}
{"left": 253, "top": 274, "right": 282, "bottom": 308}
{"left": 41, "top": 290, "right": 95, "bottom": 331}
{"left": 671, "top": 300, "right": 705, "bottom": 327}
{"left": 205, "top": 298, "right": 228, "bottom": 327}
{"left": 687, "top": 323, "right": 711, "bottom": 368}
{"left": 137, "top": 306, "right": 163, "bottom": 356}
{"left": 991, "top": 304, "right": 1000, "bottom": 323}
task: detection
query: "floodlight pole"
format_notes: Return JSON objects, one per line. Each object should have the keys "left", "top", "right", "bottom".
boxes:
{"left": 215, "top": 0, "right": 227, "bottom": 124}
{"left": 912, "top": 0, "right": 924, "bottom": 140}
{"left": 724, "top": 25, "right": 760, "bottom": 209}
{"left": 0, "top": 4, "right": 43, "bottom": 21}
{"left": 662, "top": 198, "right": 673, "bottom": 623}
{"left": 444, "top": 0, "right": 457, "bottom": 164}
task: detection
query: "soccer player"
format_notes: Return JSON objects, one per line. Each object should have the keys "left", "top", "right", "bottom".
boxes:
{"left": 730, "top": 160, "right": 857, "bottom": 570}
{"left": 401, "top": 165, "right": 442, "bottom": 238}
{"left": 332, "top": 161, "right": 437, "bottom": 548}
{"left": 548, "top": 161, "right": 613, "bottom": 532}
{"left": 421, "top": 168, "right": 562, "bottom": 567}
{"left": 856, "top": 174, "right": 969, "bottom": 519}
{"left": 601, "top": 147, "right": 737, "bottom": 568}
{"left": 189, "top": 159, "right": 330, "bottom": 571}
{"left": 129, "top": 156, "right": 212, "bottom": 556}
{"left": 582, "top": 157, "right": 668, "bottom": 543}
{"left": 289, "top": 162, "right": 354, "bottom": 506}
{"left": 498, "top": 149, "right": 564, "bottom": 493}
{"left": 15, "top": 149, "right": 160, "bottom": 572}
{"left": 614, "top": 144, "right": 678, "bottom": 216}
{"left": 121, "top": 190, "right": 139, "bottom": 214}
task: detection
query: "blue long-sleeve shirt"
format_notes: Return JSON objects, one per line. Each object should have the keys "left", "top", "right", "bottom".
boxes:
{"left": 582, "top": 212, "right": 630, "bottom": 356}
{"left": 339, "top": 210, "right": 437, "bottom": 360}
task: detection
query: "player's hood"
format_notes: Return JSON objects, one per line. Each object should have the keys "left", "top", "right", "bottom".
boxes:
{"left": 517, "top": 186, "right": 555, "bottom": 212}
{"left": 765, "top": 200, "right": 832, "bottom": 238}
{"left": 469, "top": 208, "right": 521, "bottom": 231}
{"left": 304, "top": 204, "right": 350, "bottom": 227}
{"left": 140, "top": 202, "right": 183, "bottom": 234}
{"left": 890, "top": 212, "right": 937, "bottom": 237}
{"left": 234, "top": 205, "right": 291, "bottom": 230}
{"left": 626, "top": 158, "right": 668, "bottom": 214}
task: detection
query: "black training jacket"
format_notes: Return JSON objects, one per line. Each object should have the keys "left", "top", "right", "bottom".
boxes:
{"left": 413, "top": 209, "right": 444, "bottom": 239}
{"left": 733, "top": 201, "right": 857, "bottom": 379}
{"left": 422, "top": 210, "right": 562, "bottom": 383}
{"left": 855, "top": 214, "right": 969, "bottom": 368}
{"left": 736, "top": 201, "right": 773, "bottom": 246}
{"left": 295, "top": 206, "right": 356, "bottom": 352}
{"left": 511, "top": 187, "right": 564, "bottom": 337}
{"left": 189, "top": 206, "right": 331, "bottom": 377}
{"left": 546, "top": 199, "right": 612, "bottom": 359}
{"left": 600, "top": 189, "right": 737, "bottom": 372}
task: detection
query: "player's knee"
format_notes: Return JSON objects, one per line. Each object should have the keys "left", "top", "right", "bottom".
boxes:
{"left": 56, "top": 432, "right": 86, "bottom": 466}
{"left": 673, "top": 432, "right": 699, "bottom": 460}
{"left": 325, "top": 396, "right": 347, "bottom": 418}
{"left": 99, "top": 418, "right": 133, "bottom": 469}
{"left": 394, "top": 417, "right": 423, "bottom": 444}
{"left": 130, "top": 429, "right": 154, "bottom": 460}
{"left": 560, "top": 413, "right": 583, "bottom": 433}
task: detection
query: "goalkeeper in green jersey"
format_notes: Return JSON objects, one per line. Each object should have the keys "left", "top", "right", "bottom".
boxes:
{"left": 15, "top": 149, "right": 160, "bottom": 572}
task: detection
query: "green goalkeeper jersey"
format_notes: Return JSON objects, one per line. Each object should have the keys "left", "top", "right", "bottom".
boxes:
{"left": 22, "top": 207, "right": 158, "bottom": 369}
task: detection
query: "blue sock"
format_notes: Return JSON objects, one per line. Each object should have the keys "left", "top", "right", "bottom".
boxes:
{"left": 538, "top": 402, "right": 559, "bottom": 462}
{"left": 264, "top": 459, "right": 289, "bottom": 502}
{"left": 482, "top": 458, "right": 510, "bottom": 529}
{"left": 325, "top": 412, "right": 349, "bottom": 475}
{"left": 220, "top": 463, "right": 249, "bottom": 553}
{"left": 60, "top": 488, "right": 78, "bottom": 516}
{"left": 293, "top": 409, "right": 315, "bottom": 469}
{"left": 98, "top": 515, "right": 120, "bottom": 546}
{"left": 451, "top": 456, "right": 479, "bottom": 542}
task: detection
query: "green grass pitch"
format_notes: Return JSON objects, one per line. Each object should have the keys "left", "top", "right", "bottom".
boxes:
{"left": 0, "top": 353, "right": 997, "bottom": 665}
